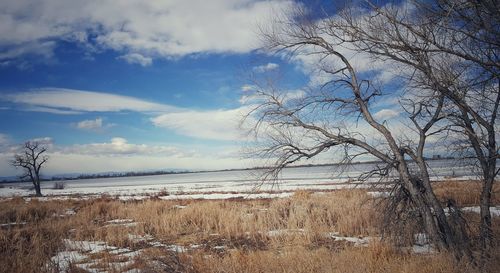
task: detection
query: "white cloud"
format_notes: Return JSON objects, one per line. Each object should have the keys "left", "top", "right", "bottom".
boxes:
{"left": 275, "top": 10, "right": 405, "bottom": 88}
{"left": 29, "top": 137, "right": 53, "bottom": 144}
{"left": 0, "top": 135, "right": 55, "bottom": 153}
{"left": 4, "top": 88, "right": 178, "bottom": 113}
{"left": 290, "top": 47, "right": 397, "bottom": 87}
{"left": 0, "top": 41, "right": 56, "bottom": 60}
{"left": 76, "top": 118, "right": 101, "bottom": 130}
{"left": 59, "top": 137, "right": 186, "bottom": 156}
{"left": 283, "top": 89, "right": 305, "bottom": 102}
{"left": 371, "top": 96, "right": 400, "bottom": 109}
{"left": 241, "top": 84, "right": 255, "bottom": 92}
{"left": 253, "top": 62, "right": 279, "bottom": 73}
{"left": 151, "top": 106, "right": 253, "bottom": 141}
{"left": 9, "top": 137, "right": 55, "bottom": 153}
{"left": 0, "top": 0, "right": 299, "bottom": 63}
{"left": 74, "top": 117, "right": 113, "bottom": 131}
{"left": 239, "top": 95, "right": 253, "bottom": 105}
{"left": 117, "top": 53, "right": 152, "bottom": 66}
{"left": 373, "top": 109, "right": 400, "bottom": 120}
{"left": 23, "top": 105, "right": 82, "bottom": 115}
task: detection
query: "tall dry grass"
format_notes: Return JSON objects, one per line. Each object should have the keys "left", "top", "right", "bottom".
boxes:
{"left": 189, "top": 243, "right": 484, "bottom": 273}
{"left": 122, "top": 189, "right": 378, "bottom": 245}
{"left": 0, "top": 198, "right": 77, "bottom": 273}
{"left": 0, "top": 186, "right": 497, "bottom": 273}
{"left": 433, "top": 180, "right": 500, "bottom": 206}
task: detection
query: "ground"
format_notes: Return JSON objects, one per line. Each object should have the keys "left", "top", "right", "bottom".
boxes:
{"left": 0, "top": 181, "right": 498, "bottom": 273}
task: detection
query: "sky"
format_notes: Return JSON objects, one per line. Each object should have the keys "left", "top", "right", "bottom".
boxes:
{"left": 0, "top": 0, "right": 405, "bottom": 177}
{"left": 0, "top": 0, "right": 312, "bottom": 176}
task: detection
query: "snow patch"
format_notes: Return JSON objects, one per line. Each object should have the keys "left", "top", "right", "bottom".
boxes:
{"left": 414, "top": 233, "right": 429, "bottom": 245}
{"left": 461, "top": 206, "right": 500, "bottom": 217}
{"left": 128, "top": 233, "right": 154, "bottom": 243}
{"left": 53, "top": 208, "right": 76, "bottom": 218}
{"left": 49, "top": 250, "right": 87, "bottom": 272}
{"left": 49, "top": 239, "right": 140, "bottom": 272}
{"left": 104, "top": 219, "right": 138, "bottom": 227}
{"left": 64, "top": 239, "right": 117, "bottom": 254}
{"left": 367, "top": 191, "right": 390, "bottom": 198}
{"left": 411, "top": 244, "right": 435, "bottom": 254}
{"left": 120, "top": 250, "right": 143, "bottom": 258}
{"left": 106, "top": 219, "right": 135, "bottom": 224}
{"left": 267, "top": 229, "right": 306, "bottom": 237}
{"left": 326, "top": 232, "right": 372, "bottom": 247}
{"left": 165, "top": 245, "right": 189, "bottom": 252}
{"left": 0, "top": 221, "right": 27, "bottom": 227}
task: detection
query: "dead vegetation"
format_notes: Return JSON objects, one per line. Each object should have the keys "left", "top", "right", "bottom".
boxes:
{"left": 0, "top": 182, "right": 498, "bottom": 273}
{"left": 433, "top": 180, "right": 500, "bottom": 207}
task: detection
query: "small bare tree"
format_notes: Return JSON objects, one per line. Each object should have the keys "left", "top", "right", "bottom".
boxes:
{"left": 12, "top": 141, "right": 49, "bottom": 197}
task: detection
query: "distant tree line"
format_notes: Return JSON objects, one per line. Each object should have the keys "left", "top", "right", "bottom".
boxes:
{"left": 50, "top": 170, "right": 191, "bottom": 181}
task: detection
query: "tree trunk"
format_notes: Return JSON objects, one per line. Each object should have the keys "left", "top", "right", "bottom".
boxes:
{"left": 479, "top": 175, "right": 494, "bottom": 261}
{"left": 397, "top": 166, "right": 452, "bottom": 252}
{"left": 33, "top": 179, "right": 42, "bottom": 197}
{"left": 480, "top": 124, "right": 498, "bottom": 261}
{"left": 400, "top": 161, "right": 471, "bottom": 259}
{"left": 419, "top": 197, "right": 448, "bottom": 249}
{"left": 417, "top": 186, "right": 470, "bottom": 259}
{"left": 34, "top": 186, "right": 42, "bottom": 196}
{"left": 416, "top": 159, "right": 461, "bottom": 253}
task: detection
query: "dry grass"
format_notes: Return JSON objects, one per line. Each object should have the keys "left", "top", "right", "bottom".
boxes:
{"left": 190, "top": 243, "right": 486, "bottom": 273}
{"left": 433, "top": 180, "right": 500, "bottom": 206}
{"left": 0, "top": 186, "right": 498, "bottom": 273}
{"left": 0, "top": 198, "right": 76, "bottom": 273}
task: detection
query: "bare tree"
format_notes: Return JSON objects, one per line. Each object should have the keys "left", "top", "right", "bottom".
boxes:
{"left": 244, "top": 3, "right": 477, "bottom": 260}
{"left": 324, "top": 0, "right": 499, "bottom": 261}
{"left": 12, "top": 141, "right": 49, "bottom": 197}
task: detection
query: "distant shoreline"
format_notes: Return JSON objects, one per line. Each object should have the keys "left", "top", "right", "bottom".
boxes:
{"left": 1, "top": 156, "right": 460, "bottom": 184}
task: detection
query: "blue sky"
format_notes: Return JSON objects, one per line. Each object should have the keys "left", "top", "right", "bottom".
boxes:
{"left": 0, "top": 0, "right": 316, "bottom": 176}
{"left": 0, "top": 0, "right": 405, "bottom": 177}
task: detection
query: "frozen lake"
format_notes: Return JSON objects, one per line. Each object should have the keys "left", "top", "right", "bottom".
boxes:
{"left": 0, "top": 159, "right": 478, "bottom": 198}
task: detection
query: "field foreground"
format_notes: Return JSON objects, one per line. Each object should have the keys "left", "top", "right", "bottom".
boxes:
{"left": 0, "top": 181, "right": 498, "bottom": 273}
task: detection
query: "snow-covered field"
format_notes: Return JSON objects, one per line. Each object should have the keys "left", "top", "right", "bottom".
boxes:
{"left": 0, "top": 159, "right": 477, "bottom": 199}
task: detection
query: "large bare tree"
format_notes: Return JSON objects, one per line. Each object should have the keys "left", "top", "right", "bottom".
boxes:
{"left": 323, "top": 0, "right": 499, "bottom": 261}
{"left": 243, "top": 0, "right": 498, "bottom": 261}
{"left": 12, "top": 141, "right": 49, "bottom": 197}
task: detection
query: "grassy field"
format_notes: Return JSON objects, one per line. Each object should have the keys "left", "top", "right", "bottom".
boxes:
{"left": 0, "top": 181, "right": 498, "bottom": 273}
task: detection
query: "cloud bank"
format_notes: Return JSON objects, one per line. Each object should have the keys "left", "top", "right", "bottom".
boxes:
{"left": 151, "top": 106, "right": 253, "bottom": 141}
{"left": 0, "top": 135, "right": 250, "bottom": 176}
{"left": 3, "top": 88, "right": 254, "bottom": 142}
{"left": 0, "top": 0, "right": 298, "bottom": 63}
{"left": 4, "top": 88, "right": 177, "bottom": 113}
